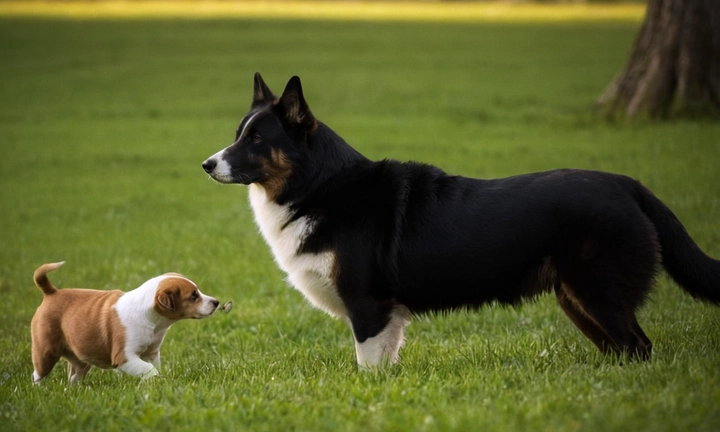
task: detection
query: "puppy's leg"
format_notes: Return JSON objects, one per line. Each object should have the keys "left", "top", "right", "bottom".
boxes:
{"left": 118, "top": 356, "right": 159, "bottom": 379}
{"left": 352, "top": 305, "right": 410, "bottom": 369}
{"left": 142, "top": 349, "right": 161, "bottom": 371}
{"left": 66, "top": 359, "right": 92, "bottom": 384}
{"left": 31, "top": 347, "right": 60, "bottom": 385}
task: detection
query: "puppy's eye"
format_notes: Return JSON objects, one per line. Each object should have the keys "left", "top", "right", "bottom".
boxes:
{"left": 190, "top": 291, "right": 199, "bottom": 302}
{"left": 252, "top": 134, "right": 263, "bottom": 144}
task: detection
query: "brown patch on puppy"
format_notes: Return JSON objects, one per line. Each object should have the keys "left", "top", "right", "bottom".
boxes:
{"left": 31, "top": 288, "right": 128, "bottom": 380}
{"left": 154, "top": 277, "right": 210, "bottom": 320}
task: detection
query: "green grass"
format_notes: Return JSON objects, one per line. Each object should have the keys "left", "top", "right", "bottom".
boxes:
{"left": 1, "top": 15, "right": 720, "bottom": 432}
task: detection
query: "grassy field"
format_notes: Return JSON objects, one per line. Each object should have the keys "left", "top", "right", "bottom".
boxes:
{"left": 1, "top": 6, "right": 720, "bottom": 432}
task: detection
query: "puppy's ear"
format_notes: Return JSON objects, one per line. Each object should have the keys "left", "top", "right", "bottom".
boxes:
{"left": 252, "top": 72, "right": 275, "bottom": 108}
{"left": 156, "top": 289, "right": 175, "bottom": 312}
{"left": 278, "top": 76, "right": 316, "bottom": 130}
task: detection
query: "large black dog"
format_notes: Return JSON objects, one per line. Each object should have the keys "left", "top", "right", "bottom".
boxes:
{"left": 203, "top": 74, "right": 720, "bottom": 367}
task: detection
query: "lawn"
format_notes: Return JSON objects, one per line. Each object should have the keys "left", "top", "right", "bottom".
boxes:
{"left": 1, "top": 5, "right": 719, "bottom": 432}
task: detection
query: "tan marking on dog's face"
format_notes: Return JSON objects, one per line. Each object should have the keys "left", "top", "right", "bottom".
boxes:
{"left": 154, "top": 277, "right": 218, "bottom": 320}
{"left": 259, "top": 147, "right": 294, "bottom": 201}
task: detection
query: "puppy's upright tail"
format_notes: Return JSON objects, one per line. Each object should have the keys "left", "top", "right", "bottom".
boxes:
{"left": 633, "top": 182, "right": 720, "bottom": 304}
{"left": 33, "top": 261, "right": 66, "bottom": 295}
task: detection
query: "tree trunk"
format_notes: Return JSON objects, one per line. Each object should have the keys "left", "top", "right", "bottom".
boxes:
{"left": 595, "top": 0, "right": 720, "bottom": 119}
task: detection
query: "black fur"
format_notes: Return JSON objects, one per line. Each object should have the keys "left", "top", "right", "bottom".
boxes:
{"left": 204, "top": 74, "right": 720, "bottom": 361}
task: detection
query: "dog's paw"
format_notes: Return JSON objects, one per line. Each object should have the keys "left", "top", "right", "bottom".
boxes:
{"left": 141, "top": 367, "right": 160, "bottom": 380}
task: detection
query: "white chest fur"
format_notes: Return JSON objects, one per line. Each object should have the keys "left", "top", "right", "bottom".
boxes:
{"left": 249, "top": 185, "right": 348, "bottom": 319}
{"left": 114, "top": 278, "right": 172, "bottom": 355}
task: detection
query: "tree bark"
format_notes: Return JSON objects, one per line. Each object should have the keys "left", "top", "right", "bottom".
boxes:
{"left": 595, "top": 0, "right": 720, "bottom": 119}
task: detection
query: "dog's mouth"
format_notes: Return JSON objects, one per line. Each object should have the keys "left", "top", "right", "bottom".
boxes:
{"left": 235, "top": 172, "right": 256, "bottom": 185}
{"left": 194, "top": 305, "right": 219, "bottom": 319}
{"left": 200, "top": 301, "right": 235, "bottom": 318}
{"left": 202, "top": 158, "right": 259, "bottom": 186}
{"left": 205, "top": 173, "right": 233, "bottom": 185}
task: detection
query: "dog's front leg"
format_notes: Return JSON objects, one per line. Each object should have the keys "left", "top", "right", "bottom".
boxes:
{"left": 150, "top": 354, "right": 161, "bottom": 371}
{"left": 142, "top": 347, "right": 161, "bottom": 371}
{"left": 118, "top": 356, "right": 159, "bottom": 380}
{"left": 352, "top": 305, "right": 411, "bottom": 369}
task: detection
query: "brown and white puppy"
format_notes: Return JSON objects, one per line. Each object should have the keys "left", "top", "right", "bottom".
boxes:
{"left": 31, "top": 261, "right": 219, "bottom": 384}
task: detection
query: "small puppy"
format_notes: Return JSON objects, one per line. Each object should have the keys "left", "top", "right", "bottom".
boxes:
{"left": 31, "top": 262, "right": 219, "bottom": 384}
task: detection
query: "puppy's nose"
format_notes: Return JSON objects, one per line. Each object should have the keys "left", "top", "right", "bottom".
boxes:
{"left": 202, "top": 159, "right": 216, "bottom": 174}
{"left": 211, "top": 299, "right": 220, "bottom": 309}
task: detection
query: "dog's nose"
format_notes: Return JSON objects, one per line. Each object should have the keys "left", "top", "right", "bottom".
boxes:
{"left": 202, "top": 159, "right": 216, "bottom": 174}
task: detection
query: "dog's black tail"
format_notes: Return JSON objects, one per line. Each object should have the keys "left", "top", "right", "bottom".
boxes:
{"left": 633, "top": 182, "right": 720, "bottom": 304}
{"left": 33, "top": 261, "right": 65, "bottom": 295}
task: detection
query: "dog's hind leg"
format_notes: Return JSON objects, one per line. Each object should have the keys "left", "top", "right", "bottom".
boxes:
{"left": 627, "top": 314, "right": 653, "bottom": 360}
{"left": 67, "top": 359, "right": 91, "bottom": 384}
{"left": 31, "top": 348, "right": 60, "bottom": 384}
{"left": 351, "top": 305, "right": 411, "bottom": 369}
{"left": 554, "top": 215, "right": 659, "bottom": 360}
{"left": 580, "top": 305, "right": 652, "bottom": 360}
{"left": 557, "top": 282, "right": 652, "bottom": 360}
{"left": 555, "top": 285, "right": 620, "bottom": 355}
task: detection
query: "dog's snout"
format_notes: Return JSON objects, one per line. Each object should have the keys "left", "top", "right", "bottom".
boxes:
{"left": 211, "top": 299, "right": 220, "bottom": 309}
{"left": 202, "top": 159, "right": 217, "bottom": 174}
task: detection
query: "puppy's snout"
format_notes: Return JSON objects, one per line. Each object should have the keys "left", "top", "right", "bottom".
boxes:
{"left": 210, "top": 299, "right": 220, "bottom": 310}
{"left": 202, "top": 159, "right": 217, "bottom": 174}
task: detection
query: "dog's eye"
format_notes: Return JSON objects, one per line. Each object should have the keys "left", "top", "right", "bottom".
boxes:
{"left": 252, "top": 134, "right": 263, "bottom": 144}
{"left": 190, "top": 291, "right": 199, "bottom": 302}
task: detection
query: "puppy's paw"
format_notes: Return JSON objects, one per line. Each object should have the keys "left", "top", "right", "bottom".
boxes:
{"left": 141, "top": 367, "right": 160, "bottom": 380}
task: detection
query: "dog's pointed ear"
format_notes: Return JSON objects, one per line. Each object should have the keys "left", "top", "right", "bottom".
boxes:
{"left": 252, "top": 72, "right": 274, "bottom": 108}
{"left": 156, "top": 289, "right": 176, "bottom": 312}
{"left": 278, "top": 76, "right": 316, "bottom": 130}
